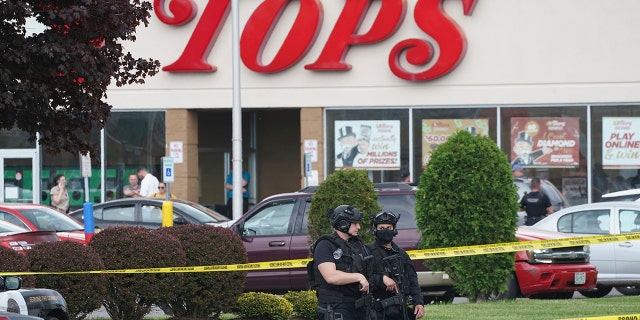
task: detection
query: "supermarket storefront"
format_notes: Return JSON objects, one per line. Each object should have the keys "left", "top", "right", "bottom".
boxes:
{"left": 2, "top": 0, "right": 640, "bottom": 209}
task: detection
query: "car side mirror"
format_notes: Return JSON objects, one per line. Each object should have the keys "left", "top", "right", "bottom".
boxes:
{"left": 173, "top": 217, "right": 189, "bottom": 225}
{"left": 3, "top": 276, "right": 22, "bottom": 290}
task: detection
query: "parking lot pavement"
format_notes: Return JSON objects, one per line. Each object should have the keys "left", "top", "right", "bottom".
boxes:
{"left": 87, "top": 305, "right": 166, "bottom": 319}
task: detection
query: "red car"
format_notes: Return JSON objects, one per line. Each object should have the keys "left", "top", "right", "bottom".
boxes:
{"left": 0, "top": 219, "right": 60, "bottom": 254}
{"left": 0, "top": 203, "right": 86, "bottom": 244}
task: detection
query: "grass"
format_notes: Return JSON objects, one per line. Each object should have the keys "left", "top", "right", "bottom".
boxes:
{"left": 88, "top": 296, "right": 640, "bottom": 320}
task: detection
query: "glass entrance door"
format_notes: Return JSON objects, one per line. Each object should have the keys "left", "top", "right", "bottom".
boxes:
{"left": 0, "top": 149, "right": 40, "bottom": 204}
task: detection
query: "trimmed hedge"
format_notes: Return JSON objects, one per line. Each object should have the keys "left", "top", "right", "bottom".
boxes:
{"left": 27, "top": 241, "right": 107, "bottom": 320}
{"left": 237, "top": 292, "right": 293, "bottom": 320}
{"left": 155, "top": 225, "right": 247, "bottom": 319}
{"left": 89, "top": 226, "right": 187, "bottom": 320}
{"left": 283, "top": 290, "right": 317, "bottom": 319}
{"left": 0, "top": 247, "right": 34, "bottom": 287}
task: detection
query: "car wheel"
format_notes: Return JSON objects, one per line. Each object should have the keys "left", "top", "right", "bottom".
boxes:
{"left": 579, "top": 285, "right": 613, "bottom": 298}
{"left": 616, "top": 286, "right": 640, "bottom": 296}
{"left": 45, "top": 317, "right": 60, "bottom": 320}
{"left": 488, "top": 276, "right": 519, "bottom": 300}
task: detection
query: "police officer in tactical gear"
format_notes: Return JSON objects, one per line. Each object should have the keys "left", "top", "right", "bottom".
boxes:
{"left": 366, "top": 211, "right": 425, "bottom": 319}
{"left": 313, "top": 205, "right": 372, "bottom": 320}
{"left": 520, "top": 177, "right": 554, "bottom": 226}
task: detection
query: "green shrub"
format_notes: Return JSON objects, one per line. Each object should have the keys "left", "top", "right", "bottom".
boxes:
{"left": 154, "top": 225, "right": 247, "bottom": 318}
{"left": 0, "top": 247, "right": 34, "bottom": 287}
{"left": 307, "top": 169, "right": 380, "bottom": 245}
{"left": 27, "top": 241, "right": 107, "bottom": 320}
{"left": 237, "top": 292, "right": 293, "bottom": 320}
{"left": 89, "top": 226, "right": 187, "bottom": 320}
{"left": 416, "top": 130, "right": 519, "bottom": 302}
{"left": 283, "top": 290, "right": 317, "bottom": 319}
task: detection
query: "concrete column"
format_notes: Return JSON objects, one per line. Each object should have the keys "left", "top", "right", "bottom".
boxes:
{"left": 166, "top": 109, "right": 199, "bottom": 202}
{"left": 300, "top": 107, "right": 325, "bottom": 186}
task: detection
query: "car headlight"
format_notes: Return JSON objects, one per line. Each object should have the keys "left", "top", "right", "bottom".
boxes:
{"left": 527, "top": 249, "right": 553, "bottom": 264}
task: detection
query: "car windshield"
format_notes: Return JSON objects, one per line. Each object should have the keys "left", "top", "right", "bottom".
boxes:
{"left": 15, "top": 207, "right": 84, "bottom": 232}
{"left": 172, "top": 201, "right": 230, "bottom": 224}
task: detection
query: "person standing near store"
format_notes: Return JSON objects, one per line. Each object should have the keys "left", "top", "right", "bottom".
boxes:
{"left": 137, "top": 166, "right": 159, "bottom": 197}
{"left": 50, "top": 174, "right": 70, "bottom": 213}
{"left": 519, "top": 177, "right": 554, "bottom": 226}
{"left": 225, "top": 168, "right": 250, "bottom": 217}
{"left": 366, "top": 211, "right": 425, "bottom": 320}
{"left": 149, "top": 182, "right": 176, "bottom": 199}
{"left": 312, "top": 205, "right": 371, "bottom": 320}
{"left": 123, "top": 173, "right": 142, "bottom": 198}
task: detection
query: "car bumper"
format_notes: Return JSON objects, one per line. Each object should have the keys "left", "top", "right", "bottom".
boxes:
{"left": 515, "top": 262, "right": 598, "bottom": 297}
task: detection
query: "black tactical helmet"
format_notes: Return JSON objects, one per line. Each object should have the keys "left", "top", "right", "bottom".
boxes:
{"left": 327, "top": 205, "right": 363, "bottom": 233}
{"left": 371, "top": 211, "right": 400, "bottom": 228}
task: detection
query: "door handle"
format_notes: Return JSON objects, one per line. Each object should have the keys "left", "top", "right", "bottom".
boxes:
{"left": 618, "top": 242, "right": 634, "bottom": 248}
{"left": 269, "top": 241, "right": 286, "bottom": 247}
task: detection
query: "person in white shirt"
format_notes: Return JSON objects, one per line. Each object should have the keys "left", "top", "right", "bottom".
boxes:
{"left": 137, "top": 167, "right": 159, "bottom": 197}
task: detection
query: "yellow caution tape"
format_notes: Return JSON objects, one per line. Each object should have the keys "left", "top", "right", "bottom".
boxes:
{"left": 1, "top": 232, "right": 639, "bottom": 276}
{"left": 557, "top": 314, "right": 640, "bottom": 320}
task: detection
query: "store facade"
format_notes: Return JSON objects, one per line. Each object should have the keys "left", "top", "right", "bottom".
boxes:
{"left": 2, "top": 0, "right": 640, "bottom": 210}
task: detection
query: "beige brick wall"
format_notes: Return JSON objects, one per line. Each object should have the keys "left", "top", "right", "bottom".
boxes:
{"left": 166, "top": 109, "right": 199, "bottom": 202}
{"left": 300, "top": 107, "right": 325, "bottom": 185}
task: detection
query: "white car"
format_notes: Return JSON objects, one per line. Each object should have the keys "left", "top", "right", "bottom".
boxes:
{"left": 601, "top": 188, "right": 640, "bottom": 202}
{"left": 530, "top": 201, "right": 640, "bottom": 297}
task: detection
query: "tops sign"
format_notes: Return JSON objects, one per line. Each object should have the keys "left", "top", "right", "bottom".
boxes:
{"left": 154, "top": 0, "right": 478, "bottom": 81}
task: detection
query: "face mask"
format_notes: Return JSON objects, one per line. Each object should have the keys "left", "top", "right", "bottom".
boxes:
{"left": 375, "top": 229, "right": 396, "bottom": 244}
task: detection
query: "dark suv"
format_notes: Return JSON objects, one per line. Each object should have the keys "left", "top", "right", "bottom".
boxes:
{"left": 230, "top": 183, "right": 456, "bottom": 302}
{"left": 230, "top": 182, "right": 596, "bottom": 301}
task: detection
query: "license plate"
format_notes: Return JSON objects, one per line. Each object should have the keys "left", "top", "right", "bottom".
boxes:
{"left": 574, "top": 272, "right": 586, "bottom": 285}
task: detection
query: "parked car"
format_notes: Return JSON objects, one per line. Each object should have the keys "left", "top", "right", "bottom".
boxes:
{"left": 0, "top": 220, "right": 60, "bottom": 254}
{"left": 0, "top": 204, "right": 85, "bottom": 244}
{"left": 530, "top": 201, "right": 640, "bottom": 297}
{"left": 515, "top": 177, "right": 571, "bottom": 226}
{"left": 601, "top": 188, "right": 640, "bottom": 202}
{"left": 69, "top": 198, "right": 231, "bottom": 229}
{"left": 0, "top": 276, "right": 68, "bottom": 320}
{"left": 230, "top": 182, "right": 596, "bottom": 302}
{"left": 0, "top": 311, "right": 44, "bottom": 320}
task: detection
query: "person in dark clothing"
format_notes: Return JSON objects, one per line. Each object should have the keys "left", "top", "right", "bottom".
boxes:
{"left": 366, "top": 211, "right": 425, "bottom": 319}
{"left": 520, "top": 177, "right": 554, "bottom": 226}
{"left": 312, "top": 205, "right": 371, "bottom": 320}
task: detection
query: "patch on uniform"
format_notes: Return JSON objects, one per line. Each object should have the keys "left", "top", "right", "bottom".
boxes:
{"left": 7, "top": 298, "right": 20, "bottom": 313}
{"left": 333, "top": 248, "right": 343, "bottom": 259}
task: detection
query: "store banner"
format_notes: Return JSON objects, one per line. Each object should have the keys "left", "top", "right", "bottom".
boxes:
{"left": 421, "top": 119, "right": 489, "bottom": 166}
{"left": 335, "top": 120, "right": 400, "bottom": 170}
{"left": 602, "top": 117, "right": 640, "bottom": 169}
{"left": 510, "top": 117, "right": 580, "bottom": 168}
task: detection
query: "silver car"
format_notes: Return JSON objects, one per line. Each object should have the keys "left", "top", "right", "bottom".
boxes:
{"left": 529, "top": 201, "right": 640, "bottom": 297}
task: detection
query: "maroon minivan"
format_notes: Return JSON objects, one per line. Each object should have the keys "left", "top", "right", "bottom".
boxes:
{"left": 230, "top": 183, "right": 456, "bottom": 303}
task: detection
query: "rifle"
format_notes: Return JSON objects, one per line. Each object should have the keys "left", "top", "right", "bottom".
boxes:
{"left": 354, "top": 252, "right": 377, "bottom": 320}
{"left": 383, "top": 254, "right": 410, "bottom": 320}
{"left": 316, "top": 304, "right": 344, "bottom": 320}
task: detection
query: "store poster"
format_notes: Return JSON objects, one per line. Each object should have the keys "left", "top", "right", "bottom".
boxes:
{"left": 334, "top": 120, "right": 401, "bottom": 170}
{"left": 510, "top": 117, "right": 580, "bottom": 168}
{"left": 602, "top": 117, "right": 640, "bottom": 169}
{"left": 421, "top": 119, "right": 489, "bottom": 166}
{"left": 562, "top": 177, "right": 587, "bottom": 205}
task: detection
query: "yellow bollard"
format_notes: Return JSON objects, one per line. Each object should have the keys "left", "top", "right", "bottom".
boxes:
{"left": 162, "top": 201, "right": 173, "bottom": 227}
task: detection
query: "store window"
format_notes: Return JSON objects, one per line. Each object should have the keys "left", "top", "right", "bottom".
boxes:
{"left": 326, "top": 109, "right": 409, "bottom": 183}
{"left": 501, "top": 106, "right": 587, "bottom": 205}
{"left": 591, "top": 105, "right": 640, "bottom": 202}
{"left": 104, "top": 111, "right": 166, "bottom": 199}
{"left": 412, "top": 107, "right": 498, "bottom": 180}
{"left": 38, "top": 111, "right": 165, "bottom": 210}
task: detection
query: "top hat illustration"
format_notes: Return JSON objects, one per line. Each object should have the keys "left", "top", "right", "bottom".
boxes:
{"left": 515, "top": 131, "right": 532, "bottom": 144}
{"left": 337, "top": 126, "right": 356, "bottom": 141}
